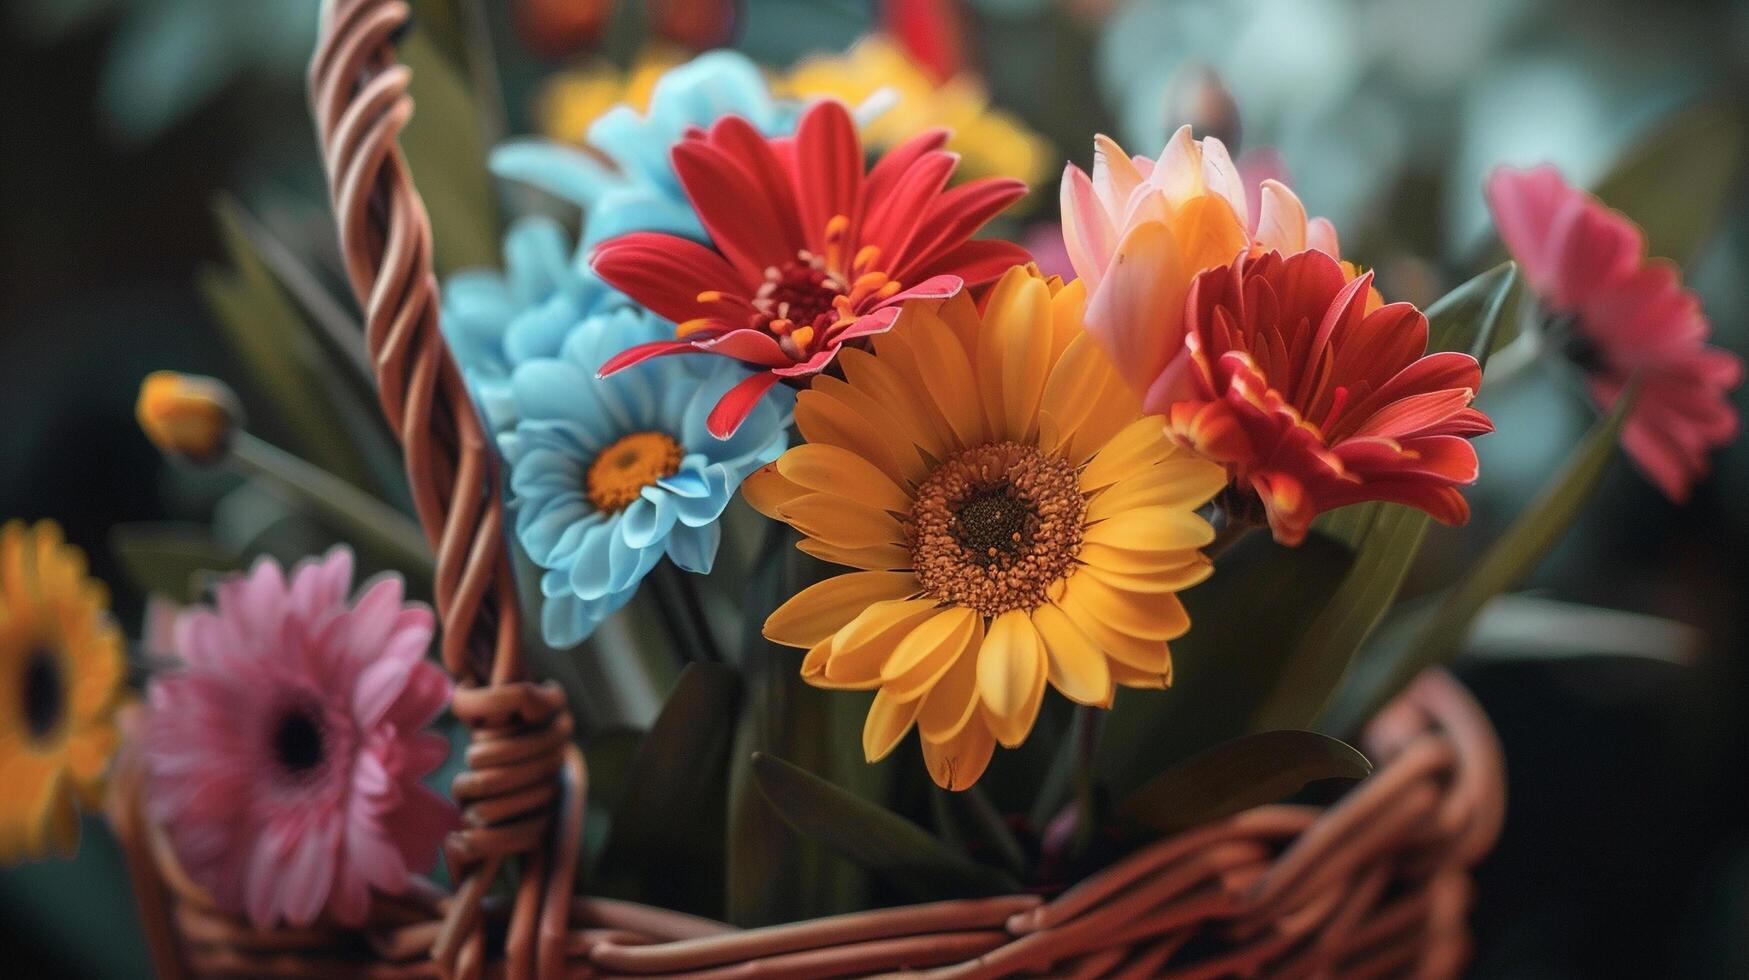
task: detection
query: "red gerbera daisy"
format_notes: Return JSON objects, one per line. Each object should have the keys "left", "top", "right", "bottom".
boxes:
{"left": 1152, "top": 250, "right": 1493, "bottom": 545}
{"left": 591, "top": 99, "right": 1031, "bottom": 437}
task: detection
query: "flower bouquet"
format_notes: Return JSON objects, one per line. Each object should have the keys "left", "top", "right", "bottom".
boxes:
{"left": 8, "top": 1, "right": 1740, "bottom": 977}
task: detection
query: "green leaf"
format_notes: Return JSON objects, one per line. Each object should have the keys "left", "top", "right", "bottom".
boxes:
{"left": 1121, "top": 730, "right": 1372, "bottom": 835}
{"left": 1247, "top": 262, "right": 1520, "bottom": 732}
{"left": 751, "top": 753, "right": 1020, "bottom": 900}
{"left": 1592, "top": 101, "right": 1745, "bottom": 264}
{"left": 110, "top": 522, "right": 240, "bottom": 604}
{"left": 1462, "top": 594, "right": 1701, "bottom": 665}
{"left": 398, "top": 28, "right": 500, "bottom": 277}
{"left": 591, "top": 663, "right": 741, "bottom": 917}
{"left": 1095, "top": 531, "right": 1355, "bottom": 797}
{"left": 200, "top": 196, "right": 383, "bottom": 494}
{"left": 1322, "top": 385, "right": 1636, "bottom": 734}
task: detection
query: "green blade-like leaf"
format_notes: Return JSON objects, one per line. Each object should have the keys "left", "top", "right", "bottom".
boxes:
{"left": 399, "top": 28, "right": 500, "bottom": 277}
{"left": 1322, "top": 385, "right": 1636, "bottom": 734}
{"left": 1462, "top": 594, "right": 1702, "bottom": 665}
{"left": 1121, "top": 730, "right": 1372, "bottom": 836}
{"left": 1592, "top": 101, "right": 1745, "bottom": 264}
{"left": 591, "top": 663, "right": 741, "bottom": 917}
{"left": 725, "top": 536, "right": 877, "bottom": 925}
{"left": 109, "top": 522, "right": 240, "bottom": 604}
{"left": 1095, "top": 531, "right": 1355, "bottom": 797}
{"left": 751, "top": 753, "right": 1020, "bottom": 900}
{"left": 201, "top": 197, "right": 382, "bottom": 493}
{"left": 1247, "top": 262, "right": 1520, "bottom": 732}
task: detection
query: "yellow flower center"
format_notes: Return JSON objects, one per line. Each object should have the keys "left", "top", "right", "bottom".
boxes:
{"left": 906, "top": 442, "right": 1086, "bottom": 616}
{"left": 20, "top": 644, "right": 66, "bottom": 745}
{"left": 585, "top": 431, "right": 685, "bottom": 512}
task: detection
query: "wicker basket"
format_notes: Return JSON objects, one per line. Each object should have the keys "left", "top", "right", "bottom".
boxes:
{"left": 106, "top": 1, "right": 1507, "bottom": 976}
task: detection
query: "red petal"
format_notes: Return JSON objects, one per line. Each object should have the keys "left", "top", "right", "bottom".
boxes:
{"left": 892, "top": 176, "right": 1029, "bottom": 281}
{"left": 794, "top": 100, "right": 865, "bottom": 244}
{"left": 860, "top": 150, "right": 957, "bottom": 268}
{"left": 702, "top": 115, "right": 806, "bottom": 249}
{"left": 864, "top": 128, "right": 950, "bottom": 203}
{"left": 707, "top": 371, "right": 784, "bottom": 439}
{"left": 915, "top": 238, "right": 1033, "bottom": 288}
{"left": 592, "top": 233, "right": 748, "bottom": 323}
{"left": 673, "top": 138, "right": 800, "bottom": 275}
{"left": 697, "top": 328, "right": 794, "bottom": 367}
{"left": 597, "top": 339, "right": 702, "bottom": 377}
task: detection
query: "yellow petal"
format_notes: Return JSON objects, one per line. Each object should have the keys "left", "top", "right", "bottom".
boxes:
{"left": 921, "top": 719, "right": 996, "bottom": 791}
{"left": 1085, "top": 458, "right": 1227, "bottom": 520}
{"left": 764, "top": 571, "right": 919, "bottom": 648}
{"left": 795, "top": 383, "right": 924, "bottom": 486}
{"left": 862, "top": 687, "right": 921, "bottom": 762}
{"left": 1059, "top": 574, "right": 1192, "bottom": 641}
{"left": 1083, "top": 505, "right": 1216, "bottom": 553}
{"left": 1046, "top": 277, "right": 1088, "bottom": 364}
{"left": 777, "top": 444, "right": 913, "bottom": 514}
{"left": 836, "top": 347, "right": 950, "bottom": 469}
{"left": 916, "top": 617, "right": 986, "bottom": 742}
{"left": 796, "top": 537, "right": 912, "bottom": 571}
{"left": 881, "top": 606, "right": 980, "bottom": 701}
{"left": 740, "top": 463, "right": 806, "bottom": 519}
{"left": 1081, "top": 556, "right": 1213, "bottom": 595}
{"left": 826, "top": 598, "right": 940, "bottom": 687}
{"left": 879, "top": 308, "right": 988, "bottom": 451}
{"left": 1031, "top": 603, "right": 1112, "bottom": 707}
{"left": 982, "top": 271, "right": 1054, "bottom": 443}
{"left": 1038, "top": 335, "right": 1137, "bottom": 463}
{"left": 1109, "top": 655, "right": 1174, "bottom": 690}
{"left": 1079, "top": 416, "right": 1176, "bottom": 490}
{"left": 776, "top": 493, "right": 903, "bottom": 551}
{"left": 976, "top": 610, "right": 1047, "bottom": 747}
{"left": 1054, "top": 591, "right": 1174, "bottom": 674}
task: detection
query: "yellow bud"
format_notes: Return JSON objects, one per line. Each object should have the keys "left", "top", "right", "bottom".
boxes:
{"left": 136, "top": 371, "right": 241, "bottom": 465}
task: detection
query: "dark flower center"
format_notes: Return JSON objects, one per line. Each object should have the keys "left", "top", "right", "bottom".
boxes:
{"left": 907, "top": 442, "right": 1087, "bottom": 616}
{"left": 271, "top": 704, "right": 327, "bottom": 778}
{"left": 22, "top": 646, "right": 65, "bottom": 742}
{"left": 741, "top": 215, "right": 899, "bottom": 361}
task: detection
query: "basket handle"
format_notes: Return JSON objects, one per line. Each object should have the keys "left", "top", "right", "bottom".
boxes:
{"left": 308, "top": 2, "right": 581, "bottom": 976}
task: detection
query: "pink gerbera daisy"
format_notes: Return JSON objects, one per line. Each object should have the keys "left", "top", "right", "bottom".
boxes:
{"left": 142, "top": 548, "right": 457, "bottom": 928}
{"left": 1487, "top": 164, "right": 1743, "bottom": 501}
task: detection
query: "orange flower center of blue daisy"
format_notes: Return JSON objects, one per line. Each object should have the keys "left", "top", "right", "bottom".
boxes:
{"left": 586, "top": 431, "right": 685, "bottom": 513}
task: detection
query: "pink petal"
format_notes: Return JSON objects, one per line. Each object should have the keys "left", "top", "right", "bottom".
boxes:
{"left": 1060, "top": 163, "right": 1117, "bottom": 288}
{"left": 1484, "top": 164, "right": 1572, "bottom": 295}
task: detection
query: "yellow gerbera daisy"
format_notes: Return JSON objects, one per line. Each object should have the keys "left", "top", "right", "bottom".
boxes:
{"left": 0, "top": 520, "right": 126, "bottom": 860}
{"left": 536, "top": 46, "right": 686, "bottom": 144}
{"left": 778, "top": 35, "right": 1053, "bottom": 194}
{"left": 743, "top": 267, "right": 1227, "bottom": 790}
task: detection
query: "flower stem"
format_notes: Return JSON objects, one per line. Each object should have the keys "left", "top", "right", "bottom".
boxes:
{"left": 1070, "top": 704, "right": 1104, "bottom": 855}
{"left": 1204, "top": 518, "right": 1255, "bottom": 559}
{"left": 229, "top": 432, "right": 432, "bottom": 578}
{"left": 650, "top": 559, "right": 721, "bottom": 664}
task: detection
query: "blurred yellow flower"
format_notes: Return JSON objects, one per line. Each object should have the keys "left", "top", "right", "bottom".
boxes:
{"left": 537, "top": 47, "right": 686, "bottom": 144}
{"left": 779, "top": 36, "right": 1052, "bottom": 196}
{"left": 1, "top": 520, "right": 126, "bottom": 861}
{"left": 136, "top": 370, "right": 241, "bottom": 465}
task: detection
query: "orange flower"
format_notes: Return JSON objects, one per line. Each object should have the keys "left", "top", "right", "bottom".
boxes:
{"left": 1155, "top": 251, "right": 1492, "bottom": 545}
{"left": 1062, "top": 127, "right": 1371, "bottom": 400}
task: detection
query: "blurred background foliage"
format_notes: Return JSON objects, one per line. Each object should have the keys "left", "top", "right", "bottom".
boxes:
{"left": 2, "top": 0, "right": 1747, "bottom": 975}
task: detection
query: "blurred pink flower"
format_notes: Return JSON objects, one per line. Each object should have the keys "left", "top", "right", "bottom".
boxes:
{"left": 142, "top": 548, "right": 456, "bottom": 928}
{"left": 1487, "top": 165, "right": 1743, "bottom": 501}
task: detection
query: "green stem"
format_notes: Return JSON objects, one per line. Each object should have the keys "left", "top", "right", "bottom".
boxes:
{"left": 1070, "top": 704, "right": 1104, "bottom": 856}
{"left": 229, "top": 432, "right": 432, "bottom": 578}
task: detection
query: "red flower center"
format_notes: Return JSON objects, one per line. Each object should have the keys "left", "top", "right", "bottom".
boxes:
{"left": 705, "top": 214, "right": 902, "bottom": 362}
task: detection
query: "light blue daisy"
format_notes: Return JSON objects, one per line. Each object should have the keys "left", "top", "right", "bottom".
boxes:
{"left": 441, "top": 51, "right": 798, "bottom": 435}
{"left": 441, "top": 215, "right": 627, "bottom": 432}
{"left": 501, "top": 310, "right": 792, "bottom": 648}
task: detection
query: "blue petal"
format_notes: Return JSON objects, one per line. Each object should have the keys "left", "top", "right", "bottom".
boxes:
{"left": 491, "top": 140, "right": 619, "bottom": 210}
{"left": 665, "top": 521, "right": 721, "bottom": 574}
{"left": 621, "top": 490, "right": 679, "bottom": 550}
